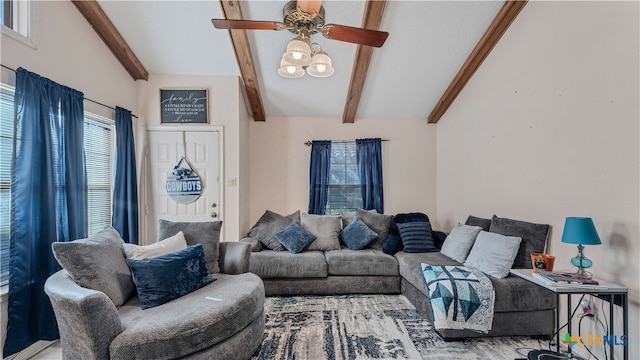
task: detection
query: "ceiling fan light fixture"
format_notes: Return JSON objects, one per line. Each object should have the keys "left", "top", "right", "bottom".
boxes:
{"left": 278, "top": 58, "right": 304, "bottom": 78}
{"left": 283, "top": 38, "right": 312, "bottom": 67}
{"left": 307, "top": 51, "right": 334, "bottom": 78}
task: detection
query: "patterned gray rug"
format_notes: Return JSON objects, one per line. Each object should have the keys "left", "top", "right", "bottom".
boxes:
{"left": 251, "top": 294, "right": 543, "bottom": 360}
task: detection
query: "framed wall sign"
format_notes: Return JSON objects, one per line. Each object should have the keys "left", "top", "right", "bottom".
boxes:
{"left": 160, "top": 89, "right": 209, "bottom": 124}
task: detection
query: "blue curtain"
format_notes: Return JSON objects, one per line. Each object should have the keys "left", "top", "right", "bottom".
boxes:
{"left": 112, "top": 106, "right": 139, "bottom": 244}
{"left": 4, "top": 68, "right": 87, "bottom": 357}
{"left": 356, "top": 138, "right": 384, "bottom": 213}
{"left": 308, "top": 140, "right": 331, "bottom": 214}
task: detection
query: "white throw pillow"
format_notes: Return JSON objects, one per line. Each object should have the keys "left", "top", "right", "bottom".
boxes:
{"left": 440, "top": 224, "right": 483, "bottom": 263}
{"left": 464, "top": 231, "right": 522, "bottom": 279}
{"left": 123, "top": 231, "right": 187, "bottom": 259}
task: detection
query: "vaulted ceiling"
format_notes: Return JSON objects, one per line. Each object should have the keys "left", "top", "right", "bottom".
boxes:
{"left": 75, "top": 1, "right": 526, "bottom": 123}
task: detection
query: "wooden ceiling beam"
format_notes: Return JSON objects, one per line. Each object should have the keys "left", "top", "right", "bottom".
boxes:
{"left": 427, "top": 0, "right": 527, "bottom": 124}
{"left": 342, "top": 0, "right": 387, "bottom": 124}
{"left": 218, "top": 0, "right": 266, "bottom": 122}
{"left": 72, "top": 0, "right": 148, "bottom": 81}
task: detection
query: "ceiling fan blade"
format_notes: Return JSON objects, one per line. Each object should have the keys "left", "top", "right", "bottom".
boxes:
{"left": 297, "top": 0, "right": 323, "bottom": 14}
{"left": 322, "top": 24, "right": 389, "bottom": 47}
{"left": 211, "top": 19, "right": 285, "bottom": 31}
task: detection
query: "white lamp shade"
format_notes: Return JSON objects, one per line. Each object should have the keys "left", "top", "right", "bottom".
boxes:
{"left": 278, "top": 58, "right": 304, "bottom": 78}
{"left": 283, "top": 39, "right": 312, "bottom": 67}
{"left": 307, "top": 52, "right": 334, "bottom": 77}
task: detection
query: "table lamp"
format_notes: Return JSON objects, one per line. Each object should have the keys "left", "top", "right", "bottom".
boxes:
{"left": 561, "top": 217, "right": 601, "bottom": 278}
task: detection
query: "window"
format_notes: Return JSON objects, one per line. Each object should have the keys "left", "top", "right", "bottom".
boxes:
{"left": 1, "top": 0, "right": 13, "bottom": 29}
{"left": 0, "top": 85, "right": 14, "bottom": 288}
{"left": 325, "top": 142, "right": 362, "bottom": 214}
{"left": 0, "top": 86, "right": 115, "bottom": 288}
{"left": 84, "top": 115, "right": 115, "bottom": 236}
{"left": 1, "top": 0, "right": 35, "bottom": 48}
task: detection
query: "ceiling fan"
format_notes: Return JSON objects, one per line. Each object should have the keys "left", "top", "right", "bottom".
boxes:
{"left": 211, "top": 0, "right": 389, "bottom": 48}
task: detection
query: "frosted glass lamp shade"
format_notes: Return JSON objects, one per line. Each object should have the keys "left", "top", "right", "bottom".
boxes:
{"left": 307, "top": 52, "right": 334, "bottom": 77}
{"left": 278, "top": 58, "right": 304, "bottom": 78}
{"left": 283, "top": 39, "right": 312, "bottom": 67}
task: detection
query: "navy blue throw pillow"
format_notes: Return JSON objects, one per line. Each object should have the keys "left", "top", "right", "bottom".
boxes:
{"left": 126, "top": 244, "right": 214, "bottom": 309}
{"left": 275, "top": 221, "right": 316, "bottom": 254}
{"left": 340, "top": 217, "right": 378, "bottom": 250}
{"left": 397, "top": 221, "right": 437, "bottom": 253}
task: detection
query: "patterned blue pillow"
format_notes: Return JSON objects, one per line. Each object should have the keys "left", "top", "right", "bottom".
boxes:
{"left": 340, "top": 217, "right": 378, "bottom": 250}
{"left": 275, "top": 221, "right": 316, "bottom": 254}
{"left": 126, "top": 244, "right": 214, "bottom": 309}
{"left": 397, "top": 221, "right": 437, "bottom": 253}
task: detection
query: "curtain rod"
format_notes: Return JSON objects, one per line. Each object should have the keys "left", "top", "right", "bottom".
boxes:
{"left": 304, "top": 139, "right": 389, "bottom": 146}
{"left": 1, "top": 64, "right": 139, "bottom": 119}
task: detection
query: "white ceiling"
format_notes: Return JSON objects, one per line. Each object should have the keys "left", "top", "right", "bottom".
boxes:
{"left": 98, "top": 0, "right": 504, "bottom": 120}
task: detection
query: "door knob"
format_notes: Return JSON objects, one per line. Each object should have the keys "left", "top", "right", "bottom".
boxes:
{"left": 210, "top": 211, "right": 218, "bottom": 218}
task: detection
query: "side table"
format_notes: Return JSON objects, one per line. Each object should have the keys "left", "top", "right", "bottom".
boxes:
{"left": 510, "top": 269, "right": 628, "bottom": 360}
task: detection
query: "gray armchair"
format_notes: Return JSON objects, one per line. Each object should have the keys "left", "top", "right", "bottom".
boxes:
{"left": 45, "top": 242, "right": 265, "bottom": 360}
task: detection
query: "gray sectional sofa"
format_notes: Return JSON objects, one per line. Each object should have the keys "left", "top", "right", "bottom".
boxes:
{"left": 243, "top": 211, "right": 557, "bottom": 339}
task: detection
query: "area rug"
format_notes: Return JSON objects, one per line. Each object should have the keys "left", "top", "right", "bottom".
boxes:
{"left": 251, "top": 294, "right": 543, "bottom": 360}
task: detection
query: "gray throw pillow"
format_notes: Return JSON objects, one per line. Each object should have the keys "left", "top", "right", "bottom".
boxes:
{"left": 464, "top": 231, "right": 522, "bottom": 279}
{"left": 355, "top": 209, "right": 393, "bottom": 249}
{"left": 51, "top": 226, "right": 135, "bottom": 307}
{"left": 465, "top": 215, "right": 492, "bottom": 232}
{"left": 247, "top": 210, "right": 300, "bottom": 251}
{"left": 275, "top": 221, "right": 316, "bottom": 254}
{"left": 440, "top": 224, "right": 483, "bottom": 263}
{"left": 340, "top": 217, "right": 378, "bottom": 250}
{"left": 489, "top": 215, "right": 550, "bottom": 269}
{"left": 301, "top": 213, "right": 342, "bottom": 251}
{"left": 341, "top": 209, "right": 375, "bottom": 229}
{"left": 157, "top": 219, "right": 223, "bottom": 273}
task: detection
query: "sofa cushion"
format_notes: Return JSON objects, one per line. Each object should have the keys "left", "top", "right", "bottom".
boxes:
{"left": 439, "top": 224, "right": 483, "bottom": 263}
{"left": 356, "top": 209, "right": 392, "bottom": 249}
{"left": 395, "top": 251, "right": 554, "bottom": 313}
{"left": 397, "top": 221, "right": 437, "bottom": 253}
{"left": 126, "top": 244, "right": 214, "bottom": 309}
{"left": 157, "top": 219, "right": 222, "bottom": 273}
{"left": 123, "top": 231, "right": 187, "bottom": 259}
{"left": 464, "top": 231, "right": 521, "bottom": 279}
{"left": 396, "top": 251, "right": 462, "bottom": 297}
{"left": 300, "top": 213, "right": 341, "bottom": 251}
{"left": 275, "top": 221, "right": 316, "bottom": 254}
{"left": 325, "top": 248, "right": 399, "bottom": 276}
{"left": 489, "top": 215, "right": 550, "bottom": 269}
{"left": 247, "top": 210, "right": 300, "bottom": 251}
{"left": 340, "top": 217, "right": 378, "bottom": 250}
{"left": 111, "top": 273, "right": 264, "bottom": 360}
{"left": 51, "top": 226, "right": 135, "bottom": 307}
{"left": 250, "top": 250, "right": 328, "bottom": 278}
{"left": 465, "top": 215, "right": 492, "bottom": 231}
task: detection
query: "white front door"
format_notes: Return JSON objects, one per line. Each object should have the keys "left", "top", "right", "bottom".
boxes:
{"left": 145, "top": 129, "right": 221, "bottom": 243}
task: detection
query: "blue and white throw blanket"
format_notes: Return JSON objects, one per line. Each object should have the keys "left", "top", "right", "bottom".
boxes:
{"left": 420, "top": 263, "right": 495, "bottom": 333}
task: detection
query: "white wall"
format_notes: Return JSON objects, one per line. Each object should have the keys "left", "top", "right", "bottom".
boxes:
{"left": 0, "top": 0, "right": 138, "bottom": 353}
{"left": 436, "top": 2, "right": 639, "bottom": 359}
{"left": 248, "top": 117, "right": 438, "bottom": 231}
{"left": 136, "top": 74, "right": 248, "bottom": 242}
